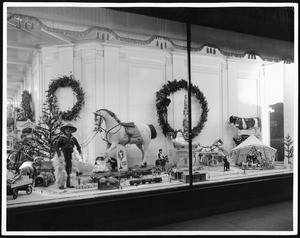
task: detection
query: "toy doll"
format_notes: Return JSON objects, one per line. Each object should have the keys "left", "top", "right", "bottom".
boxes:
{"left": 55, "top": 123, "right": 82, "bottom": 188}
{"left": 93, "top": 154, "right": 110, "bottom": 173}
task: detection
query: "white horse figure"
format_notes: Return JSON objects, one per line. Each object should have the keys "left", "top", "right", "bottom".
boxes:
{"left": 93, "top": 109, "right": 157, "bottom": 167}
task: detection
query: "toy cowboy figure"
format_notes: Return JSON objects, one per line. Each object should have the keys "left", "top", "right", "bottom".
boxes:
{"left": 56, "top": 123, "right": 82, "bottom": 188}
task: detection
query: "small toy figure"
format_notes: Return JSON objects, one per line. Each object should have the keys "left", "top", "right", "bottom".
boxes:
{"left": 55, "top": 123, "right": 82, "bottom": 188}
{"left": 155, "top": 149, "right": 169, "bottom": 171}
{"left": 107, "top": 157, "right": 118, "bottom": 170}
{"left": 223, "top": 157, "right": 230, "bottom": 171}
{"left": 93, "top": 154, "right": 110, "bottom": 173}
{"left": 118, "top": 149, "right": 125, "bottom": 169}
{"left": 157, "top": 149, "right": 163, "bottom": 161}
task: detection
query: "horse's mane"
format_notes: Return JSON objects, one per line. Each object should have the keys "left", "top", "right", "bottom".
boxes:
{"left": 97, "top": 109, "right": 121, "bottom": 123}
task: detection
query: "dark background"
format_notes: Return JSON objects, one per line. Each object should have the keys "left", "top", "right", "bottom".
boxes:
{"left": 110, "top": 6, "right": 294, "bottom": 42}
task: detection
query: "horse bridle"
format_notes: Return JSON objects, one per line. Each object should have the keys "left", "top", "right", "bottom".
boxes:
{"left": 94, "top": 113, "right": 104, "bottom": 132}
{"left": 94, "top": 112, "right": 122, "bottom": 141}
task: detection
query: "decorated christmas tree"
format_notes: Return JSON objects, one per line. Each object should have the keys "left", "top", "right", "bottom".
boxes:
{"left": 20, "top": 90, "right": 35, "bottom": 122}
{"left": 33, "top": 94, "right": 63, "bottom": 160}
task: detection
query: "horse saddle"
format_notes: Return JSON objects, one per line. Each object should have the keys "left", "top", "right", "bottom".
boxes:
{"left": 120, "top": 122, "right": 135, "bottom": 128}
{"left": 120, "top": 122, "right": 142, "bottom": 142}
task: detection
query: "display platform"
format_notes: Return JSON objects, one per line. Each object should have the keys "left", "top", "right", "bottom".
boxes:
{"left": 6, "top": 164, "right": 291, "bottom": 205}
{"left": 6, "top": 163, "right": 293, "bottom": 231}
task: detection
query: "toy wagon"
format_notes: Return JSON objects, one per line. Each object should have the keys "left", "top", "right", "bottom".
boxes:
{"left": 7, "top": 174, "right": 33, "bottom": 199}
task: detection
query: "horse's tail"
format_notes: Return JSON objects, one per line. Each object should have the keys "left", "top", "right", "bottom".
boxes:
{"left": 257, "top": 117, "right": 262, "bottom": 128}
{"left": 148, "top": 124, "right": 157, "bottom": 139}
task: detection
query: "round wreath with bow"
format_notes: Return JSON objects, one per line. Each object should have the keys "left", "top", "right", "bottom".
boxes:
{"left": 156, "top": 79, "right": 209, "bottom": 140}
{"left": 47, "top": 75, "right": 85, "bottom": 121}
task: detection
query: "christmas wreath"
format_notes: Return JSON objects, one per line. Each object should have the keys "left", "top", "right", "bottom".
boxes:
{"left": 47, "top": 75, "right": 85, "bottom": 121}
{"left": 156, "top": 79, "right": 209, "bottom": 140}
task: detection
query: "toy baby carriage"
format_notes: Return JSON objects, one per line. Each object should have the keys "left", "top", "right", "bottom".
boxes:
{"left": 7, "top": 174, "right": 33, "bottom": 199}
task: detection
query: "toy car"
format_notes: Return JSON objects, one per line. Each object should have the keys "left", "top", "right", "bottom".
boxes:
{"left": 7, "top": 174, "right": 33, "bottom": 199}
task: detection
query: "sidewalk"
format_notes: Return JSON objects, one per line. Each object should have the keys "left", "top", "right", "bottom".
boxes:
{"left": 147, "top": 200, "right": 294, "bottom": 231}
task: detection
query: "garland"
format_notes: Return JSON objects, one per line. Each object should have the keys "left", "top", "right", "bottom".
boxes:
{"left": 47, "top": 75, "right": 85, "bottom": 121}
{"left": 156, "top": 79, "right": 209, "bottom": 140}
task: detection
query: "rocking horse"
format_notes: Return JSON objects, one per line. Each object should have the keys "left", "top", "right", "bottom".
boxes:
{"left": 93, "top": 109, "right": 157, "bottom": 167}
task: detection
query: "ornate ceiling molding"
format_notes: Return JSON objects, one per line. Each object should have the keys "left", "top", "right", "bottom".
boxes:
{"left": 8, "top": 13, "right": 294, "bottom": 63}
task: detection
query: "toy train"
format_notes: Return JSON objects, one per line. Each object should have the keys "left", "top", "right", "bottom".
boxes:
{"left": 129, "top": 177, "right": 162, "bottom": 186}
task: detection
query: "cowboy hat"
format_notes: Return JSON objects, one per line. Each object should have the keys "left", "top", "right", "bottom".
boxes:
{"left": 60, "top": 123, "right": 77, "bottom": 133}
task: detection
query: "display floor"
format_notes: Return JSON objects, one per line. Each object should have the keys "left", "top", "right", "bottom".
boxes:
{"left": 6, "top": 164, "right": 293, "bottom": 208}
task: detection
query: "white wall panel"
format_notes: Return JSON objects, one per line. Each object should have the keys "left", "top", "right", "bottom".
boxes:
{"left": 236, "top": 76, "right": 259, "bottom": 117}
{"left": 192, "top": 71, "right": 223, "bottom": 145}
{"left": 126, "top": 64, "right": 165, "bottom": 166}
{"left": 103, "top": 45, "right": 121, "bottom": 113}
{"left": 30, "top": 42, "right": 288, "bottom": 166}
{"left": 58, "top": 46, "right": 74, "bottom": 76}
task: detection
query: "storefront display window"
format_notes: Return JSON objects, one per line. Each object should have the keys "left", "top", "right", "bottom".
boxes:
{"left": 3, "top": 4, "right": 296, "bottom": 218}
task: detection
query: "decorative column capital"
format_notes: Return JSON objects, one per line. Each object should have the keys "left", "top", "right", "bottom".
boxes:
{"left": 119, "top": 52, "right": 126, "bottom": 61}
{"left": 96, "top": 49, "right": 104, "bottom": 58}
{"left": 166, "top": 57, "right": 172, "bottom": 65}
{"left": 54, "top": 52, "right": 59, "bottom": 60}
{"left": 74, "top": 50, "right": 82, "bottom": 58}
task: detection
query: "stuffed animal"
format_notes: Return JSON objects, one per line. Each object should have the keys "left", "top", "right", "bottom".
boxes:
{"left": 19, "top": 161, "right": 36, "bottom": 178}
{"left": 52, "top": 153, "right": 67, "bottom": 189}
{"left": 70, "top": 147, "right": 81, "bottom": 186}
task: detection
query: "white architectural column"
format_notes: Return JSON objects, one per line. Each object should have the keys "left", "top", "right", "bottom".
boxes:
{"left": 169, "top": 52, "right": 187, "bottom": 129}
{"left": 165, "top": 56, "right": 173, "bottom": 83}
{"left": 73, "top": 47, "right": 83, "bottom": 144}
{"left": 118, "top": 50, "right": 128, "bottom": 121}
{"left": 58, "top": 45, "right": 74, "bottom": 76}
{"left": 103, "top": 45, "right": 121, "bottom": 113}
{"left": 94, "top": 47, "right": 107, "bottom": 157}
{"left": 77, "top": 46, "right": 98, "bottom": 164}
{"left": 259, "top": 66, "right": 270, "bottom": 145}
{"left": 33, "top": 52, "right": 41, "bottom": 122}
{"left": 283, "top": 63, "right": 296, "bottom": 139}
{"left": 172, "top": 52, "right": 187, "bottom": 80}
{"left": 221, "top": 61, "right": 233, "bottom": 150}
{"left": 227, "top": 60, "right": 239, "bottom": 117}
{"left": 283, "top": 63, "right": 297, "bottom": 166}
